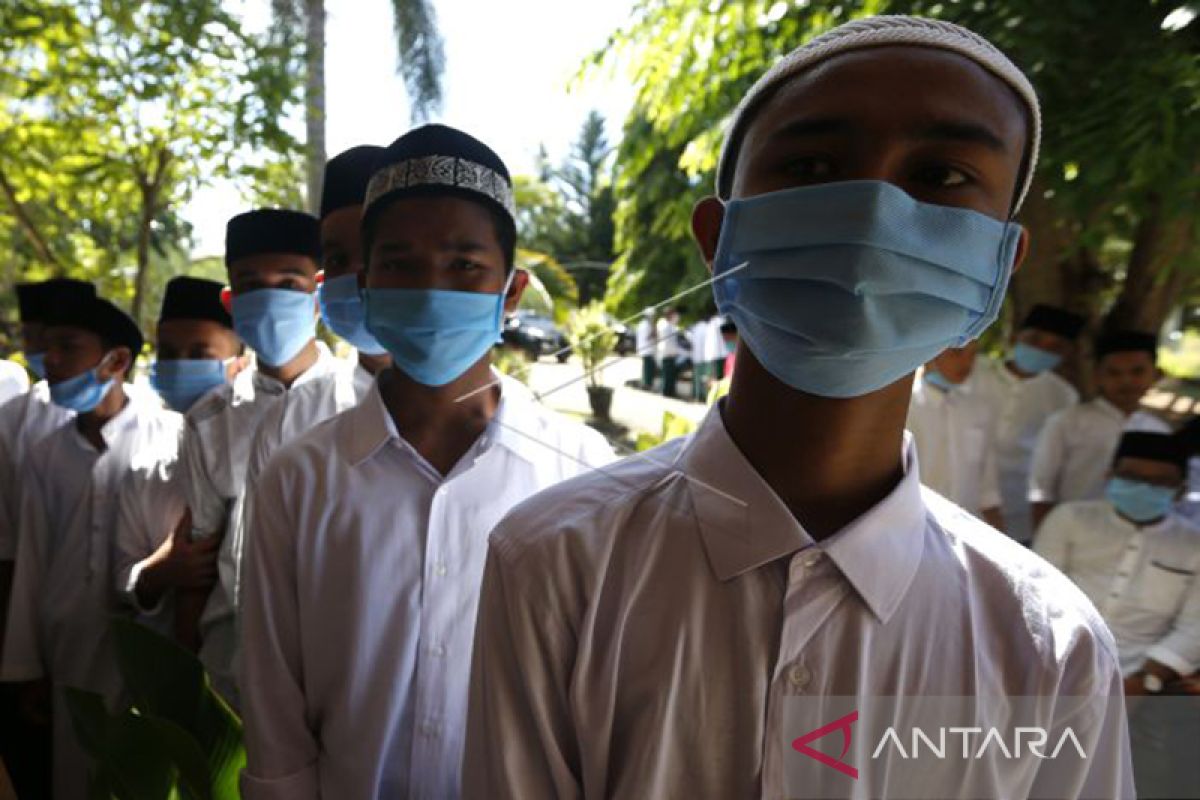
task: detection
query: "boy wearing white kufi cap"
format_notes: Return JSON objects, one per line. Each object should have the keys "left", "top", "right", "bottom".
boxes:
{"left": 465, "top": 15, "right": 1132, "bottom": 799}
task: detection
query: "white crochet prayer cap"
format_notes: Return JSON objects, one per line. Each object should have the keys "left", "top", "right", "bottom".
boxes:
{"left": 715, "top": 15, "right": 1042, "bottom": 213}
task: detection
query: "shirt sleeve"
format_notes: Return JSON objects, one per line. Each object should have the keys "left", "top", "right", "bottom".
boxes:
{"left": 0, "top": 432, "right": 18, "bottom": 561}
{"left": 1032, "top": 505, "right": 1074, "bottom": 570}
{"left": 0, "top": 458, "right": 49, "bottom": 682}
{"left": 180, "top": 421, "right": 226, "bottom": 539}
{"left": 1028, "top": 412, "right": 1066, "bottom": 504}
{"left": 979, "top": 418, "right": 1003, "bottom": 512}
{"left": 462, "top": 539, "right": 582, "bottom": 799}
{"left": 1144, "top": 567, "right": 1200, "bottom": 676}
{"left": 238, "top": 459, "right": 319, "bottom": 800}
{"left": 1028, "top": 638, "right": 1135, "bottom": 799}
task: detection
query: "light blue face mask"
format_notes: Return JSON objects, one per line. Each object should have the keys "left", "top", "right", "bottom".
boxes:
{"left": 26, "top": 352, "right": 45, "bottom": 380}
{"left": 922, "top": 369, "right": 960, "bottom": 392}
{"left": 318, "top": 274, "right": 387, "bottom": 356}
{"left": 49, "top": 355, "right": 116, "bottom": 413}
{"left": 1106, "top": 476, "right": 1176, "bottom": 524}
{"left": 364, "top": 272, "right": 513, "bottom": 387}
{"left": 711, "top": 180, "right": 1022, "bottom": 399}
{"left": 231, "top": 288, "right": 317, "bottom": 367}
{"left": 151, "top": 359, "right": 228, "bottom": 412}
{"left": 1011, "top": 342, "right": 1062, "bottom": 375}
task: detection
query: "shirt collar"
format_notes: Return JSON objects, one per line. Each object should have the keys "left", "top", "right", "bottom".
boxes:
{"left": 343, "top": 369, "right": 546, "bottom": 468}
{"left": 1092, "top": 396, "right": 1125, "bottom": 420}
{"left": 680, "top": 404, "right": 926, "bottom": 623}
{"left": 250, "top": 341, "right": 335, "bottom": 395}
{"left": 1104, "top": 503, "right": 1177, "bottom": 536}
{"left": 96, "top": 389, "right": 141, "bottom": 448}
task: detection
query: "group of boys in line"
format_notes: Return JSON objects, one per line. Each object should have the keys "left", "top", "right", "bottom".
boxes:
{"left": 0, "top": 12, "right": 1196, "bottom": 800}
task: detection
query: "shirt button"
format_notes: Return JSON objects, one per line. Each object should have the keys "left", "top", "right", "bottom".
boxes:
{"left": 801, "top": 551, "right": 822, "bottom": 569}
{"left": 435, "top": 562, "right": 447, "bottom": 577}
{"left": 788, "top": 663, "right": 812, "bottom": 689}
{"left": 432, "top": 644, "right": 447, "bottom": 657}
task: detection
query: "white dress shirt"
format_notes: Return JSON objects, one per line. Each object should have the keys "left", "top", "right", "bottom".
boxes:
{"left": 180, "top": 343, "right": 338, "bottom": 703}
{"left": 906, "top": 370, "right": 1002, "bottom": 516}
{"left": 690, "top": 320, "right": 708, "bottom": 364}
{"left": 704, "top": 314, "right": 726, "bottom": 364}
{"left": 464, "top": 404, "right": 1132, "bottom": 800}
{"left": 0, "top": 360, "right": 29, "bottom": 406}
{"left": 239, "top": 374, "right": 615, "bottom": 800}
{"left": 657, "top": 317, "right": 680, "bottom": 359}
{"left": 113, "top": 427, "right": 186, "bottom": 638}
{"left": 0, "top": 381, "right": 73, "bottom": 560}
{"left": 1029, "top": 398, "right": 1170, "bottom": 505}
{"left": 635, "top": 318, "right": 655, "bottom": 357}
{"left": 1, "top": 392, "right": 181, "bottom": 800}
{"left": 1035, "top": 500, "right": 1200, "bottom": 677}
{"left": 971, "top": 357, "right": 1079, "bottom": 543}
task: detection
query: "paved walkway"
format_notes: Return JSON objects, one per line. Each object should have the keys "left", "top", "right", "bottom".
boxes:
{"left": 526, "top": 356, "right": 709, "bottom": 446}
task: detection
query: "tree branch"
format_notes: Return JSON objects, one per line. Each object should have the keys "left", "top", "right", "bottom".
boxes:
{"left": 0, "top": 163, "right": 62, "bottom": 271}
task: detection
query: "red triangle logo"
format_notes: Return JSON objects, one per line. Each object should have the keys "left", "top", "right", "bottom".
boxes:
{"left": 791, "top": 710, "right": 859, "bottom": 779}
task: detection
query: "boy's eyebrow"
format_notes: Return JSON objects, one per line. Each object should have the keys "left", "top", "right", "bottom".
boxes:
{"left": 915, "top": 120, "right": 1008, "bottom": 152}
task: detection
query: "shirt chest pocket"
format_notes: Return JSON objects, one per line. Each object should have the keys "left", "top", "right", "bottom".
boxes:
{"left": 1135, "top": 562, "right": 1196, "bottom": 614}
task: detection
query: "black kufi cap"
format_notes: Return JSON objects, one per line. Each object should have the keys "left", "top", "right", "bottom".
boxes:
{"left": 1114, "top": 431, "right": 1187, "bottom": 472}
{"left": 160, "top": 276, "right": 231, "bottom": 328}
{"left": 320, "top": 145, "right": 385, "bottom": 219}
{"left": 225, "top": 209, "right": 321, "bottom": 266}
{"left": 1095, "top": 329, "right": 1158, "bottom": 361}
{"left": 1021, "top": 304, "right": 1086, "bottom": 341}
{"left": 16, "top": 278, "right": 96, "bottom": 324}
{"left": 45, "top": 294, "right": 144, "bottom": 356}
{"left": 363, "top": 124, "right": 515, "bottom": 232}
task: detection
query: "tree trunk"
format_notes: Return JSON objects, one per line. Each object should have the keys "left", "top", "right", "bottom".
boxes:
{"left": 0, "top": 164, "right": 62, "bottom": 272}
{"left": 131, "top": 184, "right": 156, "bottom": 330}
{"left": 1105, "top": 196, "right": 1196, "bottom": 334}
{"left": 304, "top": 0, "right": 326, "bottom": 214}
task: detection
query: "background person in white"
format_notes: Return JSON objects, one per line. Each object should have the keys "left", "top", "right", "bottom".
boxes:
{"left": 176, "top": 208, "right": 336, "bottom": 706}
{"left": 0, "top": 360, "right": 27, "bottom": 406}
{"left": 114, "top": 277, "right": 244, "bottom": 640}
{"left": 635, "top": 308, "right": 656, "bottom": 389}
{"left": 1035, "top": 431, "right": 1200, "bottom": 692}
{"left": 0, "top": 278, "right": 94, "bottom": 798}
{"left": 971, "top": 302, "right": 1084, "bottom": 543}
{"left": 238, "top": 125, "right": 615, "bottom": 800}
{"left": 464, "top": 17, "right": 1131, "bottom": 799}
{"left": 907, "top": 340, "right": 1003, "bottom": 528}
{"left": 1029, "top": 329, "right": 1169, "bottom": 531}
{"left": 690, "top": 315, "right": 709, "bottom": 400}
{"left": 656, "top": 306, "right": 680, "bottom": 398}
{"left": 1, "top": 293, "right": 179, "bottom": 800}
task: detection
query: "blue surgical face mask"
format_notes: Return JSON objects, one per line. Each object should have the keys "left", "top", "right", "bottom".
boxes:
{"left": 318, "top": 274, "right": 387, "bottom": 355}
{"left": 151, "top": 359, "right": 228, "bottom": 412}
{"left": 364, "top": 271, "right": 513, "bottom": 387}
{"left": 26, "top": 352, "right": 45, "bottom": 380}
{"left": 922, "top": 369, "right": 960, "bottom": 392}
{"left": 711, "top": 181, "right": 1022, "bottom": 399}
{"left": 231, "top": 288, "right": 317, "bottom": 367}
{"left": 49, "top": 355, "right": 116, "bottom": 413}
{"left": 1106, "top": 476, "right": 1176, "bottom": 524}
{"left": 1012, "top": 342, "right": 1062, "bottom": 375}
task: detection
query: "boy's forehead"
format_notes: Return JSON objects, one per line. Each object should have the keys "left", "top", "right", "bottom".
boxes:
{"left": 738, "top": 45, "right": 1027, "bottom": 163}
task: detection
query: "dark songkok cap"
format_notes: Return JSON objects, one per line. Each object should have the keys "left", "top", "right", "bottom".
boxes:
{"left": 320, "top": 145, "right": 385, "bottom": 219}
{"left": 1021, "top": 304, "right": 1086, "bottom": 340}
{"left": 16, "top": 278, "right": 96, "bottom": 324}
{"left": 1095, "top": 329, "right": 1158, "bottom": 361}
{"left": 225, "top": 209, "right": 321, "bottom": 266}
{"left": 45, "top": 294, "right": 143, "bottom": 355}
{"left": 1114, "top": 431, "right": 1187, "bottom": 472}
{"left": 363, "top": 124, "right": 515, "bottom": 230}
{"left": 160, "top": 276, "right": 231, "bottom": 328}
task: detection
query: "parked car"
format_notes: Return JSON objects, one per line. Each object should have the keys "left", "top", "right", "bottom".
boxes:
{"left": 502, "top": 310, "right": 570, "bottom": 362}
{"left": 603, "top": 315, "right": 637, "bottom": 356}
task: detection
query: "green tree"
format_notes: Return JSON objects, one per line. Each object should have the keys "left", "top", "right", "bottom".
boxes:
{"left": 518, "top": 111, "right": 617, "bottom": 305}
{"left": 270, "top": 0, "right": 446, "bottom": 212}
{"left": 587, "top": 0, "right": 1200, "bottom": 337}
{"left": 0, "top": 0, "right": 302, "bottom": 332}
